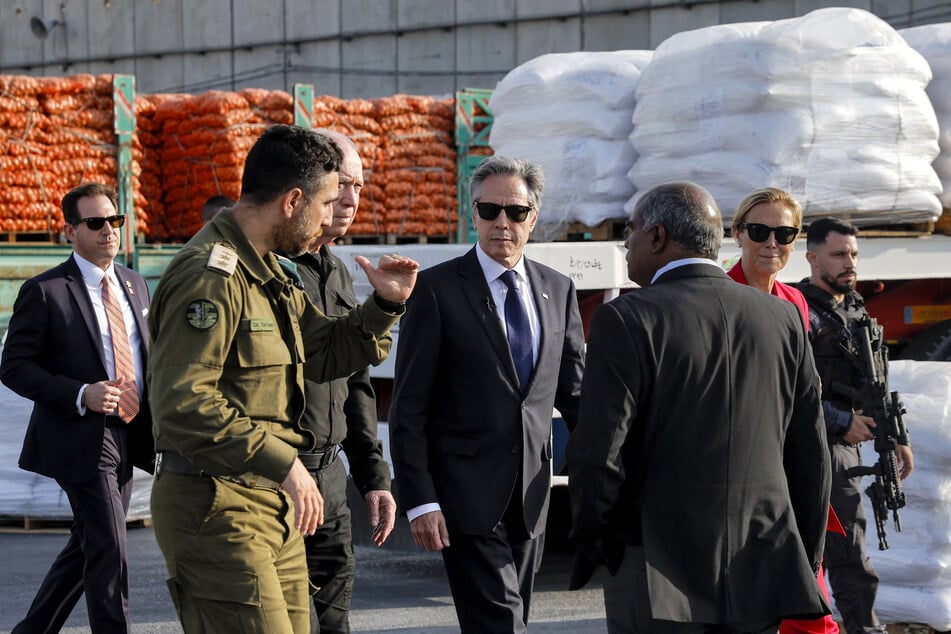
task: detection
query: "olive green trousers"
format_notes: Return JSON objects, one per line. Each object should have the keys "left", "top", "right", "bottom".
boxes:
{"left": 152, "top": 472, "right": 310, "bottom": 633}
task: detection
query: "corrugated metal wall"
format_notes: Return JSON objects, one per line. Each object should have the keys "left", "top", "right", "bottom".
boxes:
{"left": 0, "top": 0, "right": 947, "bottom": 97}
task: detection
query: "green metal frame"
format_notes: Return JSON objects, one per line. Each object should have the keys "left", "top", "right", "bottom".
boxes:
{"left": 112, "top": 75, "right": 136, "bottom": 268}
{"left": 294, "top": 84, "right": 315, "bottom": 128}
{"left": 455, "top": 88, "right": 494, "bottom": 243}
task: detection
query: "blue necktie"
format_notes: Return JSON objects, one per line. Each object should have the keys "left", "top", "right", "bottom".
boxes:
{"left": 500, "top": 270, "right": 533, "bottom": 389}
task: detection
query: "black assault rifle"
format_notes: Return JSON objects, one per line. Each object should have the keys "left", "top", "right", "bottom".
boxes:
{"left": 828, "top": 315, "right": 909, "bottom": 550}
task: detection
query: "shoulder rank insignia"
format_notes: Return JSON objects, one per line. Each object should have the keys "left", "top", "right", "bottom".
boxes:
{"left": 207, "top": 243, "right": 238, "bottom": 276}
{"left": 186, "top": 299, "right": 219, "bottom": 330}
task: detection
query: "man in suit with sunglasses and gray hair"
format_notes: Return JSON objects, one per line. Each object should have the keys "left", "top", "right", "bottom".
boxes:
{"left": 1, "top": 182, "right": 154, "bottom": 633}
{"left": 388, "top": 155, "right": 586, "bottom": 633}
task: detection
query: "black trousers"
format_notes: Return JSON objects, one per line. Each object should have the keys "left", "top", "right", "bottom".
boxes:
{"left": 440, "top": 489, "right": 544, "bottom": 634}
{"left": 824, "top": 443, "right": 885, "bottom": 634}
{"left": 305, "top": 457, "right": 355, "bottom": 634}
{"left": 14, "top": 421, "right": 133, "bottom": 634}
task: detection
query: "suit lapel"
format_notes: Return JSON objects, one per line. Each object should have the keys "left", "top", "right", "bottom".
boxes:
{"left": 65, "top": 255, "right": 108, "bottom": 373}
{"left": 457, "top": 249, "right": 522, "bottom": 389}
{"left": 116, "top": 266, "right": 149, "bottom": 353}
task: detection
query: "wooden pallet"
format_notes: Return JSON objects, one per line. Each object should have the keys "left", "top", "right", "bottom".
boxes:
{"left": 0, "top": 516, "right": 152, "bottom": 530}
{"left": 858, "top": 220, "right": 935, "bottom": 237}
{"left": 936, "top": 208, "right": 951, "bottom": 235}
{"left": 550, "top": 219, "right": 628, "bottom": 242}
{"left": 341, "top": 234, "right": 452, "bottom": 245}
{"left": 0, "top": 230, "right": 59, "bottom": 243}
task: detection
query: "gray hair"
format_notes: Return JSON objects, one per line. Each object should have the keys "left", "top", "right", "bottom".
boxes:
{"left": 637, "top": 182, "right": 723, "bottom": 260}
{"left": 468, "top": 155, "right": 544, "bottom": 211}
{"left": 313, "top": 128, "right": 359, "bottom": 155}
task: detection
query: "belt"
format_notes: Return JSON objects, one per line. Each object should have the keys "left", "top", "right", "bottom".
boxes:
{"left": 298, "top": 445, "right": 340, "bottom": 471}
{"left": 155, "top": 451, "right": 282, "bottom": 490}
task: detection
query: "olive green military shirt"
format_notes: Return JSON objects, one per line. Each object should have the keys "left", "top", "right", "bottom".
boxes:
{"left": 147, "top": 211, "right": 398, "bottom": 485}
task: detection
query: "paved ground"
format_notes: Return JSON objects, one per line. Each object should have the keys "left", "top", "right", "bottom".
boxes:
{"left": 0, "top": 522, "right": 609, "bottom": 633}
{"left": 0, "top": 361, "right": 608, "bottom": 633}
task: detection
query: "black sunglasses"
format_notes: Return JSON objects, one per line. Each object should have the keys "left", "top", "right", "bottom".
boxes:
{"left": 73, "top": 215, "right": 126, "bottom": 231}
{"left": 738, "top": 222, "right": 799, "bottom": 245}
{"left": 474, "top": 201, "right": 533, "bottom": 223}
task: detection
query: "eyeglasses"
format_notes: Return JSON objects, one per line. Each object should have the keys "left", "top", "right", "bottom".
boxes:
{"left": 73, "top": 215, "right": 126, "bottom": 231}
{"left": 737, "top": 222, "right": 799, "bottom": 245}
{"left": 474, "top": 201, "right": 533, "bottom": 223}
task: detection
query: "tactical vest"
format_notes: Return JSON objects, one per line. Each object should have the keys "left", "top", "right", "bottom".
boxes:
{"left": 800, "top": 284, "right": 870, "bottom": 413}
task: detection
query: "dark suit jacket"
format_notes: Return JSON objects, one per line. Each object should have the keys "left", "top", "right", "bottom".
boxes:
{"left": 389, "top": 247, "right": 585, "bottom": 537}
{"left": 568, "top": 263, "right": 831, "bottom": 625}
{"left": 1, "top": 254, "right": 154, "bottom": 481}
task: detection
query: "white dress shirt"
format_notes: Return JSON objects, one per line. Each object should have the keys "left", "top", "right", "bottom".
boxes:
{"left": 73, "top": 253, "right": 145, "bottom": 413}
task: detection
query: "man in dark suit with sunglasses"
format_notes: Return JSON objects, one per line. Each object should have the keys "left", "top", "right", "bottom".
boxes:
{"left": 388, "top": 155, "right": 585, "bottom": 633}
{"left": 1, "top": 182, "right": 154, "bottom": 633}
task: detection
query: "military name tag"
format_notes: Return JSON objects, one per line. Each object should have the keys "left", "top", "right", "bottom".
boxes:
{"left": 248, "top": 318, "right": 274, "bottom": 332}
{"left": 186, "top": 299, "right": 219, "bottom": 330}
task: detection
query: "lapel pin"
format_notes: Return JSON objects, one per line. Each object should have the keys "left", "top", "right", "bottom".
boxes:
{"left": 124, "top": 279, "right": 135, "bottom": 295}
{"left": 541, "top": 292, "right": 549, "bottom": 300}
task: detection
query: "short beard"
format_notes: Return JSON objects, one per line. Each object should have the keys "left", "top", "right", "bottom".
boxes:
{"left": 822, "top": 272, "right": 856, "bottom": 295}
{"left": 274, "top": 203, "right": 319, "bottom": 257}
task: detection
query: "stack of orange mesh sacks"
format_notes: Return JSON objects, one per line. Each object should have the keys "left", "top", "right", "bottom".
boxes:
{"left": 134, "top": 93, "right": 183, "bottom": 241}
{"left": 372, "top": 95, "right": 457, "bottom": 239}
{"left": 312, "top": 96, "right": 386, "bottom": 236}
{"left": 148, "top": 89, "right": 293, "bottom": 241}
{"left": 0, "top": 73, "right": 147, "bottom": 235}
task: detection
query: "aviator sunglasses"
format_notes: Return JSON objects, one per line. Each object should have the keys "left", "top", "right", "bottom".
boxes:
{"left": 474, "top": 201, "right": 533, "bottom": 223}
{"left": 73, "top": 215, "right": 126, "bottom": 230}
{"left": 737, "top": 222, "right": 799, "bottom": 245}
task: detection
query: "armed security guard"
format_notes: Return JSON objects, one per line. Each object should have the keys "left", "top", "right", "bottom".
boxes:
{"left": 797, "top": 217, "right": 914, "bottom": 634}
{"left": 147, "top": 125, "right": 418, "bottom": 633}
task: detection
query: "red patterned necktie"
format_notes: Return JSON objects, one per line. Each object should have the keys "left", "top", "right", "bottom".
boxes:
{"left": 101, "top": 275, "right": 139, "bottom": 423}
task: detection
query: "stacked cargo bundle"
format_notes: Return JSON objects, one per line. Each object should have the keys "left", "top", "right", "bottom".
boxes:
{"left": 489, "top": 51, "right": 652, "bottom": 238}
{"left": 133, "top": 93, "right": 182, "bottom": 240}
{"left": 630, "top": 8, "right": 942, "bottom": 225}
{"left": 862, "top": 361, "right": 951, "bottom": 630}
{"left": 0, "top": 73, "right": 146, "bottom": 236}
{"left": 375, "top": 95, "right": 457, "bottom": 239}
{"left": 901, "top": 24, "right": 951, "bottom": 221}
{"left": 152, "top": 89, "right": 293, "bottom": 241}
{"left": 312, "top": 96, "right": 386, "bottom": 236}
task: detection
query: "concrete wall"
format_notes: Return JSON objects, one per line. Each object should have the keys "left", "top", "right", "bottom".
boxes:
{"left": 1, "top": 0, "right": 949, "bottom": 97}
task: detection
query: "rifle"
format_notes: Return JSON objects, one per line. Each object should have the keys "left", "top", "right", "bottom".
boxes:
{"left": 829, "top": 314, "right": 909, "bottom": 550}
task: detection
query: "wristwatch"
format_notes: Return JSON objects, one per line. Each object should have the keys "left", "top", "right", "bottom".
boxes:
{"left": 373, "top": 292, "right": 406, "bottom": 315}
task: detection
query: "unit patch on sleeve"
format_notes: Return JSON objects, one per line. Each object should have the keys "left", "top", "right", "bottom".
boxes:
{"left": 186, "top": 299, "right": 219, "bottom": 330}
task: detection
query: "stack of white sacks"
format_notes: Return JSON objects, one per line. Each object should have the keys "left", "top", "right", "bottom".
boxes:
{"left": 865, "top": 361, "right": 951, "bottom": 630}
{"left": 901, "top": 23, "right": 951, "bottom": 208}
{"left": 488, "top": 50, "right": 652, "bottom": 239}
{"left": 629, "top": 8, "right": 942, "bottom": 224}
{"left": 0, "top": 381, "right": 153, "bottom": 522}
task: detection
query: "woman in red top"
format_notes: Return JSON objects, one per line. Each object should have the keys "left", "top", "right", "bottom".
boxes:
{"left": 729, "top": 187, "right": 840, "bottom": 634}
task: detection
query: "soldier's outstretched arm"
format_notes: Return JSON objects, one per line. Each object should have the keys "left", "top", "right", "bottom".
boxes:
{"left": 356, "top": 254, "right": 418, "bottom": 303}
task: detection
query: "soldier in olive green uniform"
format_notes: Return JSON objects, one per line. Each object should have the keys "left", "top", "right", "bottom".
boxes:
{"left": 147, "top": 125, "right": 418, "bottom": 633}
